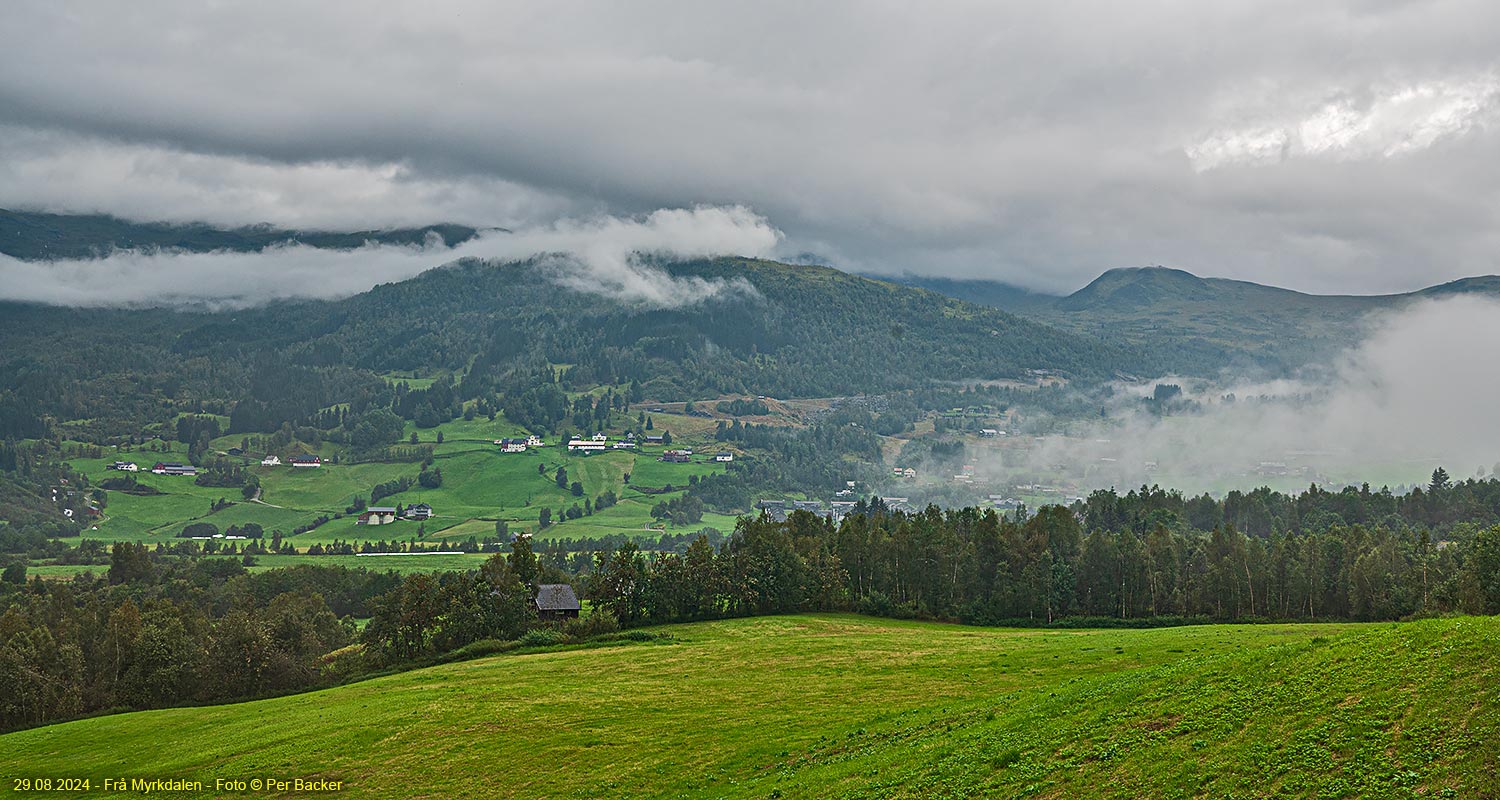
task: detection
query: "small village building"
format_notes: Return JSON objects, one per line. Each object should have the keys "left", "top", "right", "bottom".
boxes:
{"left": 357, "top": 506, "right": 398, "bottom": 525}
{"left": 404, "top": 503, "right": 434, "bottom": 520}
{"left": 644, "top": 435, "right": 665, "bottom": 445}
{"left": 526, "top": 435, "right": 545, "bottom": 448}
{"left": 151, "top": 462, "right": 197, "bottom": 476}
{"left": 290, "top": 455, "right": 322, "bottom": 468}
{"left": 534, "top": 584, "right": 582, "bottom": 622}
{"left": 714, "top": 452, "right": 734, "bottom": 462}
{"left": 109, "top": 461, "right": 139, "bottom": 472}
{"left": 566, "top": 438, "right": 607, "bottom": 453}
{"left": 261, "top": 455, "right": 281, "bottom": 466}
{"left": 661, "top": 449, "right": 692, "bottom": 463}
{"left": 496, "top": 438, "right": 528, "bottom": 453}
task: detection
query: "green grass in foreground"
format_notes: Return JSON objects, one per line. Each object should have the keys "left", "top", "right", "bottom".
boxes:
{"left": 2, "top": 615, "right": 1496, "bottom": 798}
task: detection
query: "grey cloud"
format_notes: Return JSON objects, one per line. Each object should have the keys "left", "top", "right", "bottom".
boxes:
{"left": 2, "top": 2, "right": 1500, "bottom": 294}
{"left": 981, "top": 296, "right": 1500, "bottom": 495}
{"left": 0, "top": 206, "right": 781, "bottom": 308}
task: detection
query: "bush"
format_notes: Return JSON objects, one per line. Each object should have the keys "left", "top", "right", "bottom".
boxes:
{"left": 517, "top": 628, "right": 566, "bottom": 648}
{"left": 319, "top": 643, "right": 374, "bottom": 681}
{"left": 180, "top": 522, "right": 219, "bottom": 539}
{"left": 563, "top": 609, "right": 620, "bottom": 640}
{"left": 451, "top": 638, "right": 511, "bottom": 660}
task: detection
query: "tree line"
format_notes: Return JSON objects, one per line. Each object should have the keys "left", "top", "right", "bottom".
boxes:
{"left": 583, "top": 498, "right": 1500, "bottom": 627}
{"left": 0, "top": 552, "right": 402, "bottom": 732}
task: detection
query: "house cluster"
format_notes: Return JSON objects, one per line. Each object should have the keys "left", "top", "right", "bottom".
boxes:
{"left": 979, "top": 429, "right": 1006, "bottom": 438}
{"left": 495, "top": 435, "right": 546, "bottom": 453}
{"left": 565, "top": 432, "right": 642, "bottom": 454}
{"left": 52, "top": 485, "right": 102, "bottom": 519}
{"left": 661, "top": 448, "right": 693, "bottom": 463}
{"left": 256, "top": 455, "right": 320, "bottom": 468}
{"left": 952, "top": 465, "right": 976, "bottom": 485}
{"left": 566, "top": 433, "right": 611, "bottom": 454}
{"left": 356, "top": 503, "right": 434, "bottom": 525}
{"left": 891, "top": 466, "right": 917, "bottom": 479}
{"left": 150, "top": 462, "right": 197, "bottom": 476}
{"left": 714, "top": 452, "right": 734, "bottom": 462}
{"left": 755, "top": 498, "right": 862, "bottom": 524}
{"left": 107, "top": 461, "right": 139, "bottom": 472}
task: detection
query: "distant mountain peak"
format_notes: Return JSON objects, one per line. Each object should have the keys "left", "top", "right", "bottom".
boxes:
{"left": 1057, "top": 265, "right": 1215, "bottom": 311}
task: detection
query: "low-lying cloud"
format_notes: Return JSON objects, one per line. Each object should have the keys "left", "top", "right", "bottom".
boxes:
{"left": 0, "top": 206, "right": 782, "bottom": 309}
{"left": 979, "top": 295, "right": 1500, "bottom": 496}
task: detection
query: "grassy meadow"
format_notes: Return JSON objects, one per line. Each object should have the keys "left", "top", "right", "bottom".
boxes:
{"left": 2, "top": 614, "right": 1495, "bottom": 798}
{"left": 58, "top": 415, "right": 731, "bottom": 562}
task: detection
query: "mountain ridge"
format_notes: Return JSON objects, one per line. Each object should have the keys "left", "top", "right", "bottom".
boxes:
{"left": 0, "top": 251, "right": 1152, "bottom": 439}
{"left": 896, "top": 264, "right": 1500, "bottom": 374}
{"left": 0, "top": 208, "right": 482, "bottom": 260}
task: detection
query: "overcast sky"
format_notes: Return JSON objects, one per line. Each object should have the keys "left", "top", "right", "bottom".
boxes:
{"left": 3, "top": 1, "right": 1499, "bottom": 296}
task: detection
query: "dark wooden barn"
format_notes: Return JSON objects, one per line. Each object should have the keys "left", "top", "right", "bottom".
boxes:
{"left": 534, "top": 583, "right": 582, "bottom": 622}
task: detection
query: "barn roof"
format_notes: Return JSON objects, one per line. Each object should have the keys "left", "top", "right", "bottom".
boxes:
{"left": 534, "top": 583, "right": 581, "bottom": 612}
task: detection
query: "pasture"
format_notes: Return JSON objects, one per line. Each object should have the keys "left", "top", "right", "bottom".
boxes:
{"left": 57, "top": 425, "right": 732, "bottom": 569}
{"left": 2, "top": 614, "right": 1495, "bottom": 798}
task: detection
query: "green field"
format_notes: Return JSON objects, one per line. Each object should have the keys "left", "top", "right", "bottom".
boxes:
{"left": 3, "top": 614, "right": 1495, "bottom": 798}
{"left": 63, "top": 424, "right": 730, "bottom": 551}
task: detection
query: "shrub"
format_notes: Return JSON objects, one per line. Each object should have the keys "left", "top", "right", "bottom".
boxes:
{"left": 180, "top": 522, "right": 219, "bottom": 539}
{"left": 517, "top": 628, "right": 566, "bottom": 648}
{"left": 563, "top": 609, "right": 620, "bottom": 640}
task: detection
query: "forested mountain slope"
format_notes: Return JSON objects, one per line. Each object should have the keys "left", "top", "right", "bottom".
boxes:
{"left": 905, "top": 265, "right": 1500, "bottom": 375}
{"left": 0, "top": 255, "right": 1151, "bottom": 439}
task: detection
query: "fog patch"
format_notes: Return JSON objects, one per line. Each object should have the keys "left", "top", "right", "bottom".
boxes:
{"left": 983, "top": 296, "right": 1500, "bottom": 495}
{"left": 0, "top": 205, "right": 781, "bottom": 309}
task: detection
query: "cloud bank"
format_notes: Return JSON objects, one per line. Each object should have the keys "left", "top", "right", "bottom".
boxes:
{"left": 4, "top": 2, "right": 1500, "bottom": 294}
{"left": 0, "top": 206, "right": 781, "bottom": 308}
{"left": 988, "top": 296, "right": 1500, "bottom": 495}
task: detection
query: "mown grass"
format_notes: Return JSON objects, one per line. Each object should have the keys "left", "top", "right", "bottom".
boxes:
{"left": 2, "top": 615, "right": 1494, "bottom": 799}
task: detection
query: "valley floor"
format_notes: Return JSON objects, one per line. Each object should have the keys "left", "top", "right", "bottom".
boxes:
{"left": 2, "top": 615, "right": 1496, "bottom": 799}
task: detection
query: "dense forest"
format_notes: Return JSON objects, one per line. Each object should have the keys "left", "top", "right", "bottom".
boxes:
{"left": 0, "top": 555, "right": 397, "bottom": 731}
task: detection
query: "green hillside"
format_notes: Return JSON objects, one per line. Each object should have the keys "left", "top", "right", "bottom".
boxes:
{"left": 0, "top": 252, "right": 1150, "bottom": 442}
{"left": 915, "top": 265, "right": 1500, "bottom": 375}
{"left": 56, "top": 417, "right": 733, "bottom": 553}
{"left": 2, "top": 614, "right": 1494, "bottom": 799}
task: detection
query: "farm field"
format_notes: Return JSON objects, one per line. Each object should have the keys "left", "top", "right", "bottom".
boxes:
{"left": 2, "top": 614, "right": 1495, "bottom": 799}
{"left": 60, "top": 421, "right": 731, "bottom": 553}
